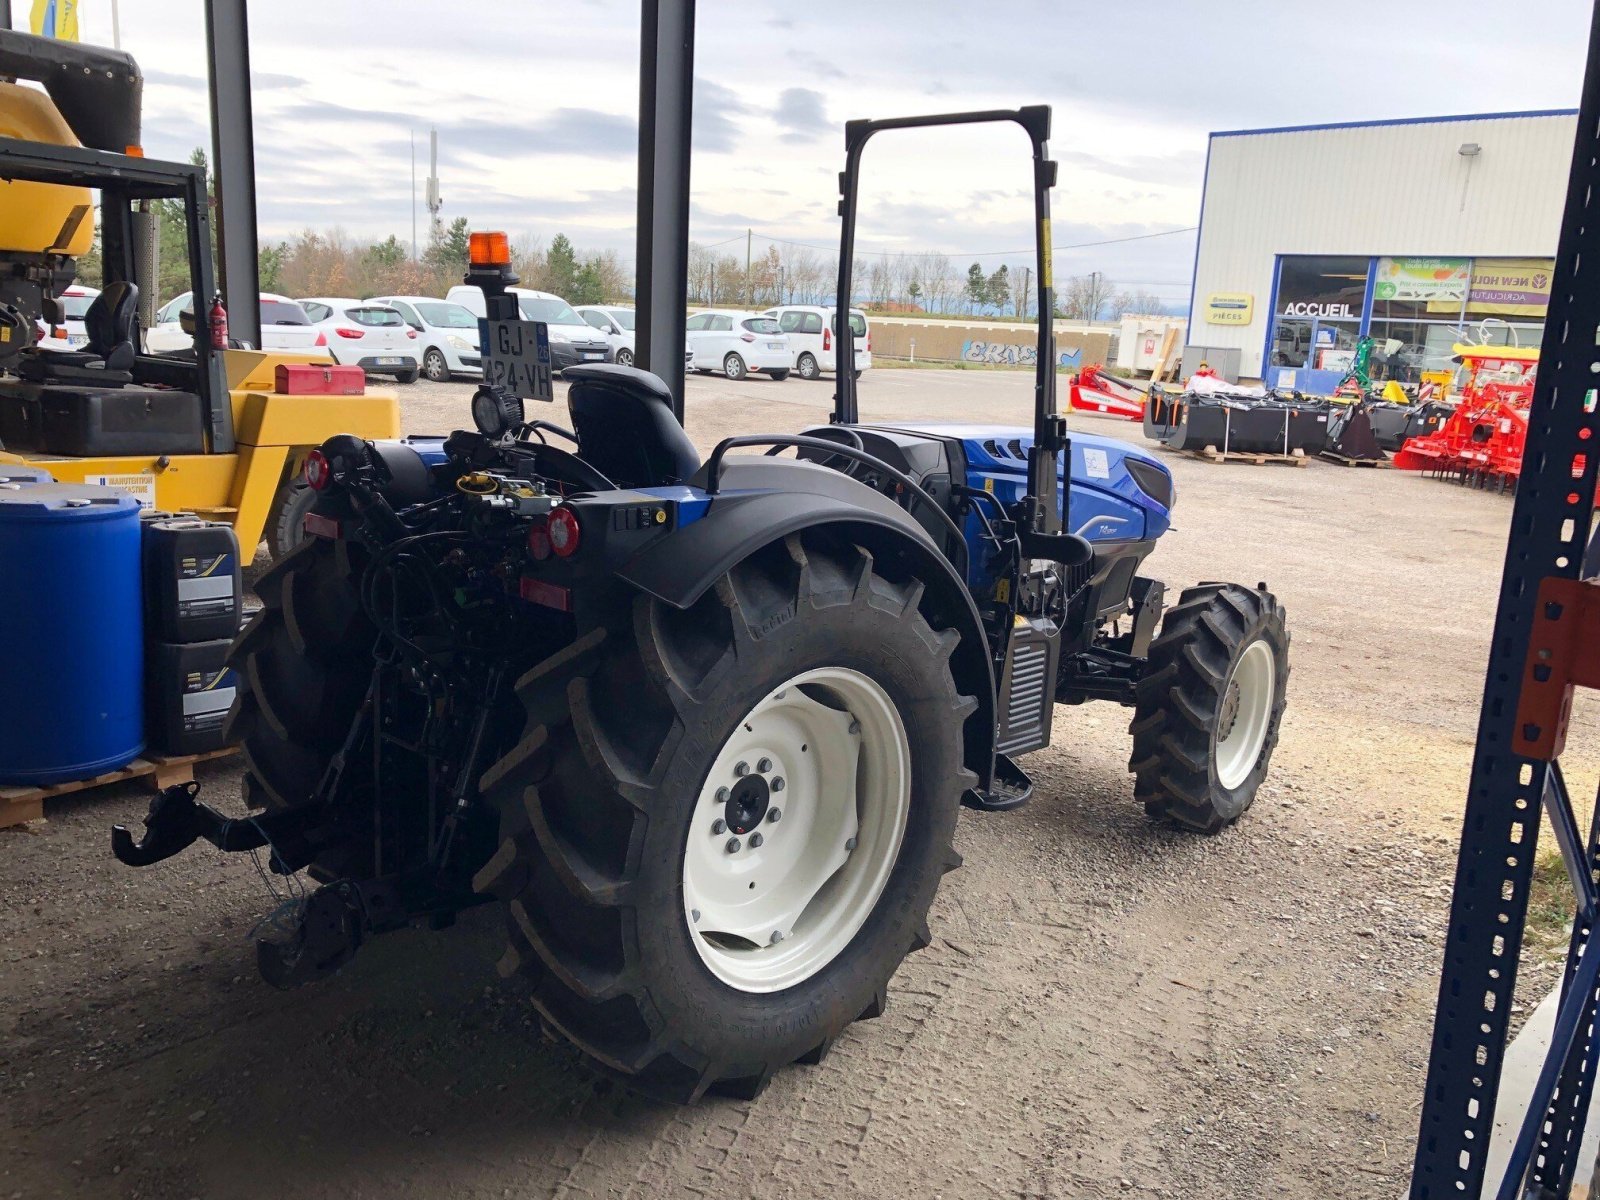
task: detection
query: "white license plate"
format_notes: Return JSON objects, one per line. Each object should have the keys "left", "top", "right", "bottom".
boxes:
{"left": 376, "top": 356, "right": 403, "bottom": 365}
{"left": 67, "top": 334, "right": 87, "bottom": 346}
{"left": 767, "top": 342, "right": 784, "bottom": 350}
{"left": 580, "top": 351, "right": 603, "bottom": 360}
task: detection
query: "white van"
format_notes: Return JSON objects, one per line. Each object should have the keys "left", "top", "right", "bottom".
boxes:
{"left": 761, "top": 304, "right": 871, "bottom": 380}
{"left": 445, "top": 285, "right": 610, "bottom": 371}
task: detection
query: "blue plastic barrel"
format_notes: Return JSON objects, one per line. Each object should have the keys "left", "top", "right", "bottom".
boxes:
{"left": 0, "top": 482, "right": 144, "bottom": 784}
{"left": 0, "top": 464, "right": 55, "bottom": 487}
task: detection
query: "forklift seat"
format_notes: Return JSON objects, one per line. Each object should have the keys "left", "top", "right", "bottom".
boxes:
{"left": 564, "top": 363, "right": 699, "bottom": 488}
{"left": 18, "top": 280, "right": 138, "bottom": 385}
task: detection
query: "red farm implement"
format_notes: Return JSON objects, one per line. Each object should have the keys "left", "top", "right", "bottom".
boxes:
{"left": 1392, "top": 344, "right": 1538, "bottom": 489}
{"left": 1068, "top": 363, "right": 1146, "bottom": 421}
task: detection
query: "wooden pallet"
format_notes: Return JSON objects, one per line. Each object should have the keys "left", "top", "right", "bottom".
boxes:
{"left": 0, "top": 746, "right": 237, "bottom": 830}
{"left": 1320, "top": 450, "right": 1393, "bottom": 468}
{"left": 1175, "top": 445, "right": 1309, "bottom": 467}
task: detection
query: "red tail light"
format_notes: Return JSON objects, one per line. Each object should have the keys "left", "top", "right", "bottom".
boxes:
{"left": 304, "top": 448, "right": 332, "bottom": 491}
{"left": 867, "top": 330, "right": 872, "bottom": 351}
{"left": 741, "top": 333, "right": 755, "bottom": 343}
{"left": 335, "top": 327, "right": 364, "bottom": 339}
{"left": 823, "top": 327, "right": 831, "bottom": 351}
{"left": 527, "top": 517, "right": 552, "bottom": 561}
{"left": 313, "top": 331, "right": 328, "bottom": 347}
{"left": 547, "top": 506, "right": 581, "bottom": 558}
{"left": 406, "top": 329, "right": 418, "bottom": 339}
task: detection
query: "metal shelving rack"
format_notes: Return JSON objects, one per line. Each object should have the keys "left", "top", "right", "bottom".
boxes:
{"left": 1410, "top": 5, "right": 1600, "bottom": 1196}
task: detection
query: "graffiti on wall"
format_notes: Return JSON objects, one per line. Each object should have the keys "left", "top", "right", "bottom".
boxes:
{"left": 961, "top": 340, "right": 1083, "bottom": 370}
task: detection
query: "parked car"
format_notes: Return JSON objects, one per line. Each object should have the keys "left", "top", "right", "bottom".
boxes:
{"left": 575, "top": 305, "right": 702, "bottom": 373}
{"left": 445, "top": 284, "right": 609, "bottom": 371}
{"left": 298, "top": 297, "right": 420, "bottom": 382}
{"left": 761, "top": 304, "right": 871, "bottom": 380}
{"left": 146, "top": 290, "right": 329, "bottom": 356}
{"left": 34, "top": 283, "right": 99, "bottom": 350}
{"left": 370, "top": 295, "right": 482, "bottom": 381}
{"left": 685, "top": 310, "right": 791, "bottom": 380}
{"left": 574, "top": 304, "right": 636, "bottom": 366}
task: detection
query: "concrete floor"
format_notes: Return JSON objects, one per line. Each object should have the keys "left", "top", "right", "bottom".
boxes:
{"left": 3, "top": 366, "right": 1594, "bottom": 1199}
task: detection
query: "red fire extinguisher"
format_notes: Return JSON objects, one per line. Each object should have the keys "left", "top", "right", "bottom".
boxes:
{"left": 208, "top": 292, "right": 228, "bottom": 350}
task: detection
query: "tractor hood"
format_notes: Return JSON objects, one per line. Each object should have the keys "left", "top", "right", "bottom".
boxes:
{"left": 884, "top": 422, "right": 1175, "bottom": 542}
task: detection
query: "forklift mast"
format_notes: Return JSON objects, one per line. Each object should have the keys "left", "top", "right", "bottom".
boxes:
{"left": 830, "top": 106, "right": 1064, "bottom": 537}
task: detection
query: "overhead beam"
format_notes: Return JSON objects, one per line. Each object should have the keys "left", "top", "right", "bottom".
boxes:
{"left": 204, "top": 0, "right": 261, "bottom": 350}
{"left": 634, "top": 0, "right": 695, "bottom": 421}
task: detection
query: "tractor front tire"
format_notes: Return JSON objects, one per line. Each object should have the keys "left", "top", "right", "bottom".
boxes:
{"left": 1129, "top": 583, "right": 1288, "bottom": 834}
{"left": 476, "top": 532, "right": 975, "bottom": 1101}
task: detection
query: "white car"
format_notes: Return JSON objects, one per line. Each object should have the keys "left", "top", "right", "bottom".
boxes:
{"left": 298, "top": 297, "right": 421, "bottom": 382}
{"left": 370, "top": 295, "right": 482, "bottom": 381}
{"left": 761, "top": 304, "right": 871, "bottom": 380}
{"left": 574, "top": 305, "right": 702, "bottom": 373}
{"left": 686, "top": 310, "right": 791, "bottom": 380}
{"left": 574, "top": 305, "right": 637, "bottom": 366}
{"left": 445, "top": 285, "right": 610, "bottom": 372}
{"left": 146, "top": 291, "right": 329, "bottom": 356}
{"left": 36, "top": 283, "right": 99, "bottom": 350}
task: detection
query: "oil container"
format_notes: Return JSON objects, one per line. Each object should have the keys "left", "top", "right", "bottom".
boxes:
{"left": 142, "top": 518, "right": 242, "bottom": 643}
{"left": 145, "top": 639, "right": 236, "bottom": 756}
{"left": 0, "top": 482, "right": 143, "bottom": 784}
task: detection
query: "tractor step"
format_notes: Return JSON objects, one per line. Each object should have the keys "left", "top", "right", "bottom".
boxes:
{"left": 963, "top": 752, "right": 1034, "bottom": 811}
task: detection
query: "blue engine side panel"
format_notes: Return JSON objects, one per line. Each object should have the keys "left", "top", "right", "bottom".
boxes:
{"left": 892, "top": 423, "right": 1175, "bottom": 591}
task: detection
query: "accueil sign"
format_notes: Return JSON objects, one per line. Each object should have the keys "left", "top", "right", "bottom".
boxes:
{"left": 1280, "top": 301, "right": 1355, "bottom": 318}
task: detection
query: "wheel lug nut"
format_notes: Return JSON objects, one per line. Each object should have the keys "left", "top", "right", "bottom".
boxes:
{"left": 757, "top": 757, "right": 773, "bottom": 773}
{"left": 767, "top": 807, "right": 781, "bottom": 823}
{"left": 691, "top": 909, "right": 700, "bottom": 923}
{"left": 847, "top": 719, "right": 861, "bottom": 735}
{"left": 771, "top": 777, "right": 785, "bottom": 792}
{"left": 845, "top": 836, "right": 858, "bottom": 851}
{"left": 770, "top": 931, "right": 784, "bottom": 945}
{"left": 725, "top": 837, "right": 741, "bottom": 854}
{"left": 749, "top": 832, "right": 764, "bottom": 849}
{"left": 715, "top": 787, "right": 729, "bottom": 803}
{"left": 711, "top": 819, "right": 726, "bottom": 835}
{"left": 734, "top": 761, "right": 750, "bottom": 777}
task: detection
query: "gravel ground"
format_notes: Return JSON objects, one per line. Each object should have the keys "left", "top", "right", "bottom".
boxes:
{"left": 3, "top": 367, "right": 1594, "bottom": 1199}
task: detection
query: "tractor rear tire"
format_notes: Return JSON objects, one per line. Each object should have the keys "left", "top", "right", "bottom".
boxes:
{"left": 225, "top": 536, "right": 375, "bottom": 836}
{"left": 475, "top": 532, "right": 975, "bottom": 1101}
{"left": 1128, "top": 583, "right": 1288, "bottom": 834}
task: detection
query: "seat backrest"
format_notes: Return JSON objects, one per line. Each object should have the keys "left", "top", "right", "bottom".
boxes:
{"left": 85, "top": 281, "right": 138, "bottom": 369}
{"left": 564, "top": 363, "right": 699, "bottom": 489}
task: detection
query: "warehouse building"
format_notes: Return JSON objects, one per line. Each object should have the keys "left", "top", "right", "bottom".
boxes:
{"left": 1186, "top": 110, "right": 1576, "bottom": 390}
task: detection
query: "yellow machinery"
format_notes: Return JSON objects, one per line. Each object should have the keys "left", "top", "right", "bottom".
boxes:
{"left": 0, "top": 30, "right": 397, "bottom": 559}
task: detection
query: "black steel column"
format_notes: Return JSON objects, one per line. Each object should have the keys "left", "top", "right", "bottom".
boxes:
{"left": 204, "top": 0, "right": 261, "bottom": 350}
{"left": 634, "top": 0, "right": 694, "bottom": 422}
{"left": 1408, "top": 3, "right": 1600, "bottom": 1194}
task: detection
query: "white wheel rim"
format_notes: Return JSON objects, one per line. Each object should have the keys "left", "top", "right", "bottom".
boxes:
{"left": 1214, "top": 639, "right": 1275, "bottom": 791}
{"left": 682, "top": 667, "right": 910, "bottom": 994}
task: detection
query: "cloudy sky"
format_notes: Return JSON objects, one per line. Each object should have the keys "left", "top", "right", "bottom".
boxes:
{"left": 72, "top": 0, "right": 1595, "bottom": 306}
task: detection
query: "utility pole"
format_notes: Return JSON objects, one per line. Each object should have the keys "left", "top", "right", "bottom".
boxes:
{"left": 425, "top": 128, "right": 442, "bottom": 247}
{"left": 410, "top": 131, "right": 417, "bottom": 261}
{"left": 1020, "top": 265, "right": 1031, "bottom": 321}
{"left": 745, "top": 228, "right": 752, "bottom": 305}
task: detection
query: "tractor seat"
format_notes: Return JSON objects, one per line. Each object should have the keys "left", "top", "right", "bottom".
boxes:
{"left": 564, "top": 363, "right": 699, "bottom": 489}
{"left": 17, "top": 280, "right": 138, "bottom": 386}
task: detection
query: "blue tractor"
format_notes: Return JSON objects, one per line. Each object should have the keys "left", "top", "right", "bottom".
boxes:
{"left": 114, "top": 107, "right": 1289, "bottom": 1101}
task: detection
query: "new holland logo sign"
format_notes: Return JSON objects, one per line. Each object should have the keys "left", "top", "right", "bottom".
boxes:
{"left": 1204, "top": 292, "right": 1254, "bottom": 325}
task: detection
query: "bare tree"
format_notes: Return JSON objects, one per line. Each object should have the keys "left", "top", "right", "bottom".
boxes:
{"left": 1058, "top": 272, "right": 1117, "bottom": 321}
{"left": 1112, "top": 288, "right": 1165, "bottom": 316}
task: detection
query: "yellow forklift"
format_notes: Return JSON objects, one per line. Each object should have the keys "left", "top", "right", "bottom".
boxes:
{"left": 0, "top": 30, "right": 397, "bottom": 559}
